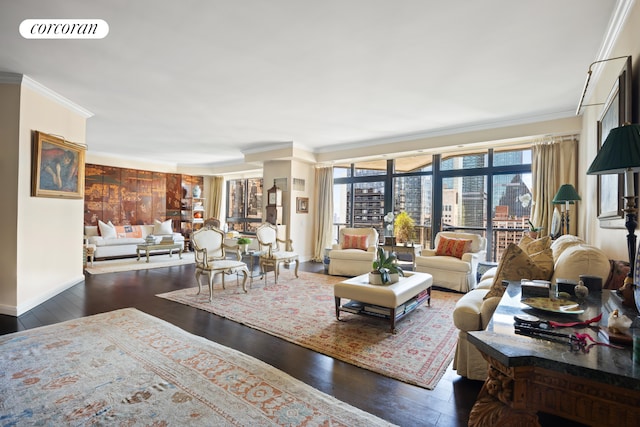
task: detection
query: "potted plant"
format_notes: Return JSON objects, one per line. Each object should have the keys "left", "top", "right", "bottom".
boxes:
{"left": 237, "top": 237, "right": 252, "bottom": 253}
{"left": 527, "top": 219, "right": 543, "bottom": 239}
{"left": 394, "top": 211, "right": 415, "bottom": 245}
{"left": 369, "top": 247, "right": 404, "bottom": 285}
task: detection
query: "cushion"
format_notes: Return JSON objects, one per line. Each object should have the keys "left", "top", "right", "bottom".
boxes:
{"left": 98, "top": 220, "right": 117, "bottom": 239}
{"left": 551, "top": 244, "right": 611, "bottom": 284}
{"left": 436, "top": 236, "right": 472, "bottom": 259}
{"left": 484, "top": 243, "right": 551, "bottom": 299}
{"left": 342, "top": 234, "right": 369, "bottom": 250}
{"left": 153, "top": 219, "right": 173, "bottom": 235}
{"left": 550, "top": 235, "right": 585, "bottom": 263}
{"left": 518, "top": 235, "right": 551, "bottom": 255}
{"left": 604, "top": 260, "right": 630, "bottom": 290}
{"left": 114, "top": 225, "right": 143, "bottom": 239}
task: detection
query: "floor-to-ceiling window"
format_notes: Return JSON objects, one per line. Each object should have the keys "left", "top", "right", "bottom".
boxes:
{"left": 226, "top": 178, "right": 263, "bottom": 234}
{"left": 333, "top": 146, "right": 532, "bottom": 261}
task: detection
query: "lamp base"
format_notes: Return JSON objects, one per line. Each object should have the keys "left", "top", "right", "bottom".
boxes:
{"left": 618, "top": 276, "right": 637, "bottom": 308}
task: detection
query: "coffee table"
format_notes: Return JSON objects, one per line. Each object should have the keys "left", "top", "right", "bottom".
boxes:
{"left": 136, "top": 243, "right": 183, "bottom": 263}
{"left": 334, "top": 271, "right": 433, "bottom": 333}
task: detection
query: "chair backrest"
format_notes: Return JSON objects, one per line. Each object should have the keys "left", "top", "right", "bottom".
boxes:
{"left": 338, "top": 227, "right": 378, "bottom": 250}
{"left": 256, "top": 223, "right": 280, "bottom": 252}
{"left": 203, "top": 217, "right": 220, "bottom": 228}
{"left": 191, "top": 227, "right": 225, "bottom": 262}
{"left": 435, "top": 231, "right": 486, "bottom": 253}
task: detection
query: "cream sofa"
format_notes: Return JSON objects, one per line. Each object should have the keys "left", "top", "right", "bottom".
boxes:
{"left": 84, "top": 221, "right": 185, "bottom": 259}
{"left": 452, "top": 235, "right": 611, "bottom": 380}
{"left": 328, "top": 227, "right": 379, "bottom": 276}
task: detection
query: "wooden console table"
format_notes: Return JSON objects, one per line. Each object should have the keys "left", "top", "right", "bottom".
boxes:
{"left": 467, "top": 283, "right": 640, "bottom": 427}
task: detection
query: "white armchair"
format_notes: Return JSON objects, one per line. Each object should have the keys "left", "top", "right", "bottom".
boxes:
{"left": 328, "top": 227, "right": 379, "bottom": 276}
{"left": 415, "top": 231, "right": 486, "bottom": 293}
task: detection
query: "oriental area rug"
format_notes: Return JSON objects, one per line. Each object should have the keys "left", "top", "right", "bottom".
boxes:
{"left": 0, "top": 308, "right": 394, "bottom": 426}
{"left": 157, "top": 272, "right": 462, "bottom": 390}
{"left": 85, "top": 252, "right": 195, "bottom": 274}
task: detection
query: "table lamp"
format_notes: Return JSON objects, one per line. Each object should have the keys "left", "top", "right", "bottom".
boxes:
{"left": 586, "top": 123, "right": 640, "bottom": 311}
{"left": 552, "top": 184, "right": 581, "bottom": 235}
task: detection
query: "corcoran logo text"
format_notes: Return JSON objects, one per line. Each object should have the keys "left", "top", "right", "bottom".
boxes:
{"left": 20, "top": 19, "right": 109, "bottom": 39}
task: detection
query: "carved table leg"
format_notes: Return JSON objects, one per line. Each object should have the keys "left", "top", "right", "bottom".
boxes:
{"left": 468, "top": 365, "right": 540, "bottom": 427}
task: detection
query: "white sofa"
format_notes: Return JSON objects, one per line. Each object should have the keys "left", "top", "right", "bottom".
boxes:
{"left": 84, "top": 221, "right": 185, "bottom": 259}
{"left": 451, "top": 235, "right": 611, "bottom": 380}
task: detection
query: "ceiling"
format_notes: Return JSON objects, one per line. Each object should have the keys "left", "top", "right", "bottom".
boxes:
{"left": 0, "top": 0, "right": 623, "bottom": 169}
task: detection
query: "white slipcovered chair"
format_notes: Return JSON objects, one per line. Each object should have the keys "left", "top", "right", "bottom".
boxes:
{"left": 255, "top": 223, "right": 299, "bottom": 284}
{"left": 415, "top": 231, "right": 486, "bottom": 293}
{"left": 191, "top": 226, "right": 249, "bottom": 301}
{"left": 328, "top": 227, "right": 379, "bottom": 276}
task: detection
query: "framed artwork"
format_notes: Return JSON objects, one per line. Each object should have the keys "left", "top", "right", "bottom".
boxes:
{"left": 32, "top": 131, "right": 85, "bottom": 199}
{"left": 597, "top": 57, "right": 632, "bottom": 228}
{"left": 296, "top": 197, "right": 309, "bottom": 214}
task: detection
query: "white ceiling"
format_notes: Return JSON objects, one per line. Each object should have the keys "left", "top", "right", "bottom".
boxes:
{"left": 0, "top": 0, "right": 623, "bottom": 168}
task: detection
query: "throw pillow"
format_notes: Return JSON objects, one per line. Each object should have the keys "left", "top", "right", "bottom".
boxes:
{"left": 435, "top": 236, "right": 472, "bottom": 259}
{"left": 154, "top": 219, "right": 174, "bottom": 235}
{"left": 484, "top": 243, "right": 551, "bottom": 299}
{"left": 114, "top": 225, "right": 143, "bottom": 239}
{"left": 342, "top": 234, "right": 369, "bottom": 250}
{"left": 98, "top": 220, "right": 117, "bottom": 239}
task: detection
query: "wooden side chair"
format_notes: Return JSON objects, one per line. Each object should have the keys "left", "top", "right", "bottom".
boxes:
{"left": 203, "top": 217, "right": 221, "bottom": 229}
{"left": 191, "top": 226, "right": 249, "bottom": 301}
{"left": 255, "top": 223, "right": 299, "bottom": 284}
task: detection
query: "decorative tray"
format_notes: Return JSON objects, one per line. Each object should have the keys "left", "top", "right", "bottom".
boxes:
{"left": 520, "top": 297, "right": 584, "bottom": 314}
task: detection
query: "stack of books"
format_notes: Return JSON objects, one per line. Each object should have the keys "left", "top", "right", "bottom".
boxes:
{"left": 160, "top": 236, "right": 175, "bottom": 244}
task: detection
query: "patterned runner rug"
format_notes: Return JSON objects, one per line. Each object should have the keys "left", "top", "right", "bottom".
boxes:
{"left": 0, "top": 308, "right": 394, "bottom": 426}
{"left": 157, "top": 272, "right": 462, "bottom": 390}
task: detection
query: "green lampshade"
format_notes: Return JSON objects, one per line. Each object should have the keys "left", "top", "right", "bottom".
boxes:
{"left": 552, "top": 184, "right": 581, "bottom": 204}
{"left": 587, "top": 124, "right": 640, "bottom": 175}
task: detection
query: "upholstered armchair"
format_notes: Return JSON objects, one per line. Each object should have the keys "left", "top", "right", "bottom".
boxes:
{"left": 191, "top": 226, "right": 249, "bottom": 301}
{"left": 415, "top": 231, "right": 487, "bottom": 293}
{"left": 255, "top": 223, "right": 299, "bottom": 284}
{"left": 328, "top": 227, "right": 379, "bottom": 276}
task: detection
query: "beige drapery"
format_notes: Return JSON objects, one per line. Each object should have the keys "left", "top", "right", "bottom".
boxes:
{"left": 205, "top": 176, "right": 224, "bottom": 222}
{"left": 531, "top": 136, "right": 578, "bottom": 236}
{"left": 312, "top": 166, "right": 334, "bottom": 262}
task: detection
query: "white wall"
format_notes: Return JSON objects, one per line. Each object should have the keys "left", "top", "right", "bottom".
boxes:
{"left": 580, "top": 1, "right": 640, "bottom": 260}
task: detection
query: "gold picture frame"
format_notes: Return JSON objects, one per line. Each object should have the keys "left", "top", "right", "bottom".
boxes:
{"left": 32, "top": 131, "right": 85, "bottom": 199}
{"left": 296, "top": 197, "right": 309, "bottom": 214}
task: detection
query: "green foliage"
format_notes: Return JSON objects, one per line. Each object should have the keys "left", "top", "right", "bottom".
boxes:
{"left": 394, "top": 211, "right": 415, "bottom": 243}
{"left": 527, "top": 219, "right": 543, "bottom": 232}
{"left": 237, "top": 237, "right": 252, "bottom": 245}
{"left": 372, "top": 247, "right": 404, "bottom": 284}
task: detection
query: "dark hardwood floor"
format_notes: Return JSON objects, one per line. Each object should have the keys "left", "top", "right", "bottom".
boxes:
{"left": 0, "top": 260, "right": 580, "bottom": 426}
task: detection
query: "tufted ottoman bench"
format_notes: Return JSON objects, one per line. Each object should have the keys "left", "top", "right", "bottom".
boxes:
{"left": 334, "top": 271, "right": 433, "bottom": 333}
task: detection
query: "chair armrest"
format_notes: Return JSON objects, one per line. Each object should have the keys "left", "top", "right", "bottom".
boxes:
{"left": 277, "top": 237, "right": 293, "bottom": 251}
{"left": 461, "top": 250, "right": 486, "bottom": 264}
{"left": 331, "top": 243, "right": 341, "bottom": 250}
{"left": 88, "top": 236, "right": 104, "bottom": 245}
{"left": 222, "top": 243, "right": 241, "bottom": 260}
{"left": 420, "top": 248, "right": 437, "bottom": 257}
{"left": 367, "top": 246, "right": 377, "bottom": 253}
{"left": 194, "top": 247, "right": 209, "bottom": 267}
{"left": 480, "top": 296, "right": 501, "bottom": 329}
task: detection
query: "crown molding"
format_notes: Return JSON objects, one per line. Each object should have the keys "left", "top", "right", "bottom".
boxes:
{"left": 0, "top": 72, "right": 93, "bottom": 118}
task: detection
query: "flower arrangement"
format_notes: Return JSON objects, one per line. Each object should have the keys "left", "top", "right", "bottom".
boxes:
{"left": 371, "top": 247, "right": 404, "bottom": 284}
{"left": 237, "top": 237, "right": 252, "bottom": 245}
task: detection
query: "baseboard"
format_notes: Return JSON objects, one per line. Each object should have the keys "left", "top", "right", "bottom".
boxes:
{"left": 0, "top": 275, "right": 85, "bottom": 317}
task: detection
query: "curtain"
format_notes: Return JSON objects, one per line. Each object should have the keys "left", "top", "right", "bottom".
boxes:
{"left": 312, "top": 166, "right": 334, "bottom": 262}
{"left": 206, "top": 176, "right": 224, "bottom": 222}
{"left": 531, "top": 137, "right": 578, "bottom": 236}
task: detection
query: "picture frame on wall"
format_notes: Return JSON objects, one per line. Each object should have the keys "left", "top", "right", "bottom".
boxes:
{"left": 597, "top": 57, "right": 632, "bottom": 229}
{"left": 296, "top": 197, "right": 309, "bottom": 214}
{"left": 32, "top": 131, "right": 86, "bottom": 199}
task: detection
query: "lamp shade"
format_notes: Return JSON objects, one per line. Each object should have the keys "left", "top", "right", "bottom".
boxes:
{"left": 552, "top": 184, "right": 581, "bottom": 204}
{"left": 587, "top": 124, "right": 640, "bottom": 174}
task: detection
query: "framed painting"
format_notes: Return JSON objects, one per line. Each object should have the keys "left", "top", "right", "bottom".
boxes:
{"left": 296, "top": 197, "right": 309, "bottom": 214}
{"left": 597, "top": 57, "right": 632, "bottom": 228}
{"left": 32, "top": 131, "right": 86, "bottom": 199}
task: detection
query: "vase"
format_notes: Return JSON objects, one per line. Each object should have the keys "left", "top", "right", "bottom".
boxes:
{"left": 390, "top": 273, "right": 399, "bottom": 283}
{"left": 369, "top": 272, "right": 383, "bottom": 285}
{"left": 193, "top": 185, "right": 202, "bottom": 198}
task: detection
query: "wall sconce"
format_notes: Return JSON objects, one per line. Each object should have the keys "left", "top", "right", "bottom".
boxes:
{"left": 552, "top": 184, "right": 581, "bottom": 235}
{"left": 587, "top": 124, "right": 640, "bottom": 311}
